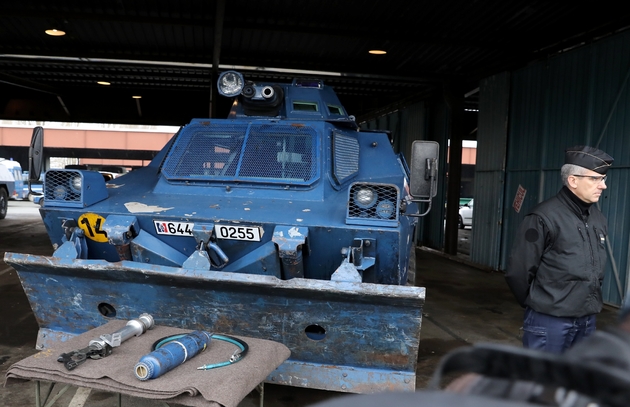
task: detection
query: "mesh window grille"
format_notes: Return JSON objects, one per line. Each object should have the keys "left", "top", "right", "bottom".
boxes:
{"left": 162, "top": 122, "right": 317, "bottom": 184}
{"left": 347, "top": 183, "right": 399, "bottom": 221}
{"left": 45, "top": 170, "right": 82, "bottom": 202}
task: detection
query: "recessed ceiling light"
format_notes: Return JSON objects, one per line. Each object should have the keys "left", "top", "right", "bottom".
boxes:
{"left": 132, "top": 95, "right": 142, "bottom": 99}
{"left": 369, "top": 50, "right": 387, "bottom": 55}
{"left": 97, "top": 81, "right": 111, "bottom": 86}
{"left": 45, "top": 29, "right": 66, "bottom": 37}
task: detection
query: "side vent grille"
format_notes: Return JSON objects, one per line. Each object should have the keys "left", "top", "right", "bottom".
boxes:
{"left": 332, "top": 132, "right": 359, "bottom": 183}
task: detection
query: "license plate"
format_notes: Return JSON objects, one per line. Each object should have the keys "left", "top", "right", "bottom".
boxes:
{"left": 154, "top": 221, "right": 194, "bottom": 236}
{"left": 214, "top": 224, "right": 261, "bottom": 241}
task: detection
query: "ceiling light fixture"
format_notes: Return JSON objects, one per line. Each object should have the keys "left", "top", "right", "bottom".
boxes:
{"left": 45, "top": 29, "right": 66, "bottom": 37}
{"left": 369, "top": 50, "right": 387, "bottom": 55}
{"left": 97, "top": 81, "right": 111, "bottom": 86}
{"left": 132, "top": 95, "right": 142, "bottom": 99}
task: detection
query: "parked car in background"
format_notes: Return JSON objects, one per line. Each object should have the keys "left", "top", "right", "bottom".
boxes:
{"left": 65, "top": 164, "right": 129, "bottom": 181}
{"left": 0, "top": 158, "right": 25, "bottom": 200}
{"left": 22, "top": 171, "right": 44, "bottom": 204}
{"left": 0, "top": 164, "right": 14, "bottom": 219}
{"left": 459, "top": 198, "right": 473, "bottom": 229}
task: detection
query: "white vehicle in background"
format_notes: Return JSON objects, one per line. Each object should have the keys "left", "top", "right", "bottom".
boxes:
{"left": 64, "top": 164, "right": 129, "bottom": 182}
{"left": 0, "top": 164, "right": 15, "bottom": 219}
{"left": 458, "top": 198, "right": 474, "bottom": 229}
{"left": 22, "top": 171, "right": 44, "bottom": 205}
{"left": 0, "top": 158, "right": 25, "bottom": 200}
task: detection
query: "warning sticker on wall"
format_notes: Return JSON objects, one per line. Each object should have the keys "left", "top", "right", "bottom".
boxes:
{"left": 513, "top": 185, "right": 527, "bottom": 213}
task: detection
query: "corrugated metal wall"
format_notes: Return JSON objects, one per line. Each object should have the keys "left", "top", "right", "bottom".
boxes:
{"left": 362, "top": 103, "right": 428, "bottom": 154}
{"left": 362, "top": 101, "right": 448, "bottom": 248}
{"left": 501, "top": 29, "right": 630, "bottom": 306}
{"left": 471, "top": 72, "right": 510, "bottom": 269}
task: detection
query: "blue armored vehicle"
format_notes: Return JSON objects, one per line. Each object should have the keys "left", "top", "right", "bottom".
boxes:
{"left": 5, "top": 71, "right": 439, "bottom": 393}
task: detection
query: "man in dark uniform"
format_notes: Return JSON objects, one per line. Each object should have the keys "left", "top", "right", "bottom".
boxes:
{"left": 505, "top": 145, "right": 614, "bottom": 354}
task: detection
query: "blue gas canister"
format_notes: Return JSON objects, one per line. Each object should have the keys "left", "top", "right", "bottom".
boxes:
{"left": 134, "top": 331, "right": 212, "bottom": 380}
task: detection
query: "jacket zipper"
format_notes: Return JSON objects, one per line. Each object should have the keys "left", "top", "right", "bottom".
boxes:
{"left": 585, "top": 222, "right": 594, "bottom": 265}
{"left": 577, "top": 225, "right": 594, "bottom": 265}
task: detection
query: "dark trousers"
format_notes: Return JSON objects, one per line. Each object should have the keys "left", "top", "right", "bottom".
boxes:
{"left": 522, "top": 307, "right": 596, "bottom": 354}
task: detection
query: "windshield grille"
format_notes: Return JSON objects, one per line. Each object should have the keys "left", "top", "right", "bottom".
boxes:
{"left": 162, "top": 122, "right": 318, "bottom": 184}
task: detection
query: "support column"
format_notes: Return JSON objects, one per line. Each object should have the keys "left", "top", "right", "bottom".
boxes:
{"left": 443, "top": 82, "right": 464, "bottom": 255}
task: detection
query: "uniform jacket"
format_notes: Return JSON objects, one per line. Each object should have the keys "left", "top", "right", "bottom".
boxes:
{"left": 506, "top": 187, "right": 608, "bottom": 317}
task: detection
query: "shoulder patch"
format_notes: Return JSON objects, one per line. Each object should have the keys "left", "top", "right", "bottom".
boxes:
{"left": 525, "top": 228, "right": 539, "bottom": 243}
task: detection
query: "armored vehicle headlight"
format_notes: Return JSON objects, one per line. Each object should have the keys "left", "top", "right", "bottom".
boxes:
{"left": 53, "top": 184, "right": 67, "bottom": 200}
{"left": 347, "top": 182, "right": 399, "bottom": 225}
{"left": 354, "top": 187, "right": 377, "bottom": 209}
{"left": 217, "top": 71, "right": 245, "bottom": 97}
{"left": 376, "top": 199, "right": 395, "bottom": 219}
{"left": 70, "top": 174, "right": 82, "bottom": 192}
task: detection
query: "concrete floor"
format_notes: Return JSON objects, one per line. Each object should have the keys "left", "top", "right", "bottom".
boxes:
{"left": 0, "top": 200, "right": 621, "bottom": 407}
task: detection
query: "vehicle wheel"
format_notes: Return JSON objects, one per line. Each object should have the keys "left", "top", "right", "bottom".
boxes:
{"left": 0, "top": 188, "right": 8, "bottom": 219}
{"left": 458, "top": 215, "right": 464, "bottom": 229}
